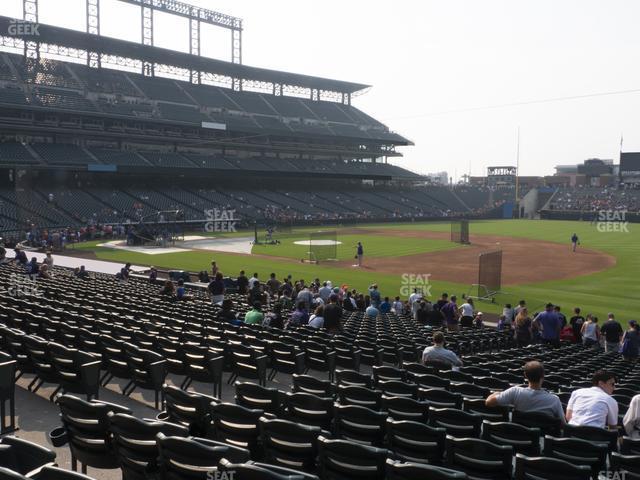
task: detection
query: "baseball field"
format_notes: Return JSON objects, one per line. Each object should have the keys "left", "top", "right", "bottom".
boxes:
{"left": 72, "top": 219, "right": 638, "bottom": 320}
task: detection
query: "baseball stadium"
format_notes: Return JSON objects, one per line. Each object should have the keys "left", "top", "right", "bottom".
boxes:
{"left": 0, "top": 1, "right": 639, "bottom": 479}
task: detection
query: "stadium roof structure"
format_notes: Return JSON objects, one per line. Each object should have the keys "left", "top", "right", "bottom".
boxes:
{"left": 0, "top": 16, "right": 370, "bottom": 96}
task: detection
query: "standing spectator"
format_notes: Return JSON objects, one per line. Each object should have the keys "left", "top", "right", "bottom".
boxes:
{"left": 379, "top": 297, "right": 391, "bottom": 314}
{"left": 570, "top": 307, "right": 585, "bottom": 344}
{"left": 435, "top": 293, "right": 449, "bottom": 312}
{"left": 244, "top": 302, "right": 264, "bottom": 325}
{"left": 266, "top": 273, "right": 281, "bottom": 297}
{"left": 236, "top": 270, "right": 249, "bottom": 294}
{"left": 422, "top": 332, "right": 462, "bottom": 368}
{"left": 369, "top": 284, "right": 381, "bottom": 308}
{"left": 514, "top": 308, "right": 533, "bottom": 346}
{"left": 621, "top": 320, "right": 640, "bottom": 361}
{"left": 248, "top": 280, "right": 264, "bottom": 306}
{"left": 514, "top": 300, "right": 527, "bottom": 317}
{"left": 392, "top": 296, "right": 404, "bottom": 314}
{"left": 148, "top": 267, "right": 158, "bottom": 283}
{"left": 296, "top": 284, "right": 313, "bottom": 311}
{"left": 118, "top": 262, "right": 131, "bottom": 281}
{"left": 581, "top": 315, "right": 600, "bottom": 347}
{"left": 210, "top": 261, "right": 219, "bottom": 277}
{"left": 409, "top": 288, "right": 423, "bottom": 319}
{"left": 416, "top": 301, "right": 430, "bottom": 325}
{"left": 365, "top": 304, "right": 379, "bottom": 319}
{"left": 533, "top": 303, "right": 561, "bottom": 347}
{"left": 554, "top": 305, "right": 567, "bottom": 328}
{"left": 502, "top": 303, "right": 515, "bottom": 329}
{"left": 318, "top": 282, "right": 333, "bottom": 303}
{"left": 208, "top": 272, "right": 225, "bottom": 304}
{"left": 441, "top": 295, "right": 459, "bottom": 332}
{"left": 486, "top": 361, "right": 565, "bottom": 421}
{"left": 248, "top": 272, "right": 259, "bottom": 290}
{"left": 600, "top": 313, "right": 623, "bottom": 353}
{"left": 459, "top": 298, "right": 475, "bottom": 327}
{"left": 566, "top": 370, "right": 618, "bottom": 429}
{"left": 323, "top": 294, "right": 343, "bottom": 333}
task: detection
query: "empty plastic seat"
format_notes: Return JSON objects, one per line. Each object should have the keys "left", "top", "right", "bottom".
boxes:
{"left": 235, "top": 382, "right": 285, "bottom": 416}
{"left": 292, "top": 374, "right": 336, "bottom": 397}
{"left": 385, "top": 459, "right": 468, "bottom": 479}
{"left": 445, "top": 436, "right": 513, "bottom": 480}
{"left": 543, "top": 435, "right": 608, "bottom": 479}
{"left": 0, "top": 436, "right": 56, "bottom": 476}
{"left": 382, "top": 396, "right": 429, "bottom": 423}
{"left": 333, "top": 404, "right": 387, "bottom": 446}
{"left": 317, "top": 435, "right": 388, "bottom": 480}
{"left": 428, "top": 407, "right": 482, "bottom": 438}
{"left": 481, "top": 420, "right": 541, "bottom": 456}
{"left": 335, "top": 370, "right": 373, "bottom": 389}
{"left": 386, "top": 418, "right": 446, "bottom": 464}
{"left": 209, "top": 402, "right": 263, "bottom": 454}
{"left": 159, "top": 385, "right": 216, "bottom": 436}
{"left": 514, "top": 453, "right": 591, "bottom": 480}
{"left": 259, "top": 417, "right": 322, "bottom": 472}
{"left": 337, "top": 385, "right": 382, "bottom": 410}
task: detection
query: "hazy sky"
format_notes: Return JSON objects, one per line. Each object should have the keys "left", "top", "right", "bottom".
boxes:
{"left": 2, "top": 0, "right": 640, "bottom": 178}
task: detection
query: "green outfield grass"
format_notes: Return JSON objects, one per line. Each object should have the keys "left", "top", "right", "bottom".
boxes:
{"left": 73, "top": 219, "right": 638, "bottom": 321}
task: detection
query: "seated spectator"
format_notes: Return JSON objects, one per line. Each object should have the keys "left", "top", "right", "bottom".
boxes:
{"left": 117, "top": 262, "right": 131, "bottom": 281}
{"left": 474, "top": 312, "right": 484, "bottom": 328}
{"left": 244, "top": 302, "right": 264, "bottom": 325}
{"left": 12, "top": 247, "right": 27, "bottom": 265}
{"left": 176, "top": 279, "right": 192, "bottom": 300}
{"left": 75, "top": 265, "right": 89, "bottom": 279}
{"left": 218, "top": 299, "right": 241, "bottom": 326}
{"left": 159, "top": 280, "right": 175, "bottom": 297}
{"left": 421, "top": 331, "right": 462, "bottom": 368}
{"left": 623, "top": 394, "right": 640, "bottom": 439}
{"left": 308, "top": 305, "right": 325, "bottom": 329}
{"left": 566, "top": 370, "right": 618, "bottom": 429}
{"left": 263, "top": 303, "right": 284, "bottom": 329}
{"left": 289, "top": 302, "right": 309, "bottom": 327}
{"left": 486, "top": 361, "right": 565, "bottom": 421}
{"left": 26, "top": 257, "right": 39, "bottom": 277}
{"left": 198, "top": 270, "right": 210, "bottom": 283}
{"left": 38, "top": 263, "right": 51, "bottom": 279}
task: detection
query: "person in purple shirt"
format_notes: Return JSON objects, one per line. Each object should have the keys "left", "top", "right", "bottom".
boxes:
{"left": 534, "top": 303, "right": 561, "bottom": 347}
{"left": 441, "top": 295, "right": 460, "bottom": 332}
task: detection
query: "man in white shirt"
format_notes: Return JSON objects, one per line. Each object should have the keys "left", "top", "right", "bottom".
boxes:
{"left": 566, "top": 370, "right": 618, "bottom": 429}
{"left": 248, "top": 272, "right": 259, "bottom": 290}
{"left": 459, "top": 298, "right": 474, "bottom": 328}
{"left": 409, "top": 288, "right": 423, "bottom": 319}
{"left": 392, "top": 296, "right": 404, "bottom": 314}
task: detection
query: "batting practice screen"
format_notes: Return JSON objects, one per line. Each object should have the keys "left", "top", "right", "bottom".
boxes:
{"left": 451, "top": 219, "right": 470, "bottom": 244}
{"left": 478, "top": 250, "right": 503, "bottom": 295}
{"left": 309, "top": 230, "right": 337, "bottom": 263}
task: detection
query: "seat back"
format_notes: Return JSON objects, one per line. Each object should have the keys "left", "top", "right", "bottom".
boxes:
{"left": 209, "top": 402, "right": 263, "bottom": 453}
{"left": 386, "top": 419, "right": 446, "bottom": 464}
{"left": 481, "top": 421, "right": 541, "bottom": 456}
{"left": 333, "top": 404, "right": 387, "bottom": 446}
{"left": 291, "top": 374, "right": 335, "bottom": 397}
{"left": 161, "top": 385, "right": 215, "bottom": 436}
{"left": 259, "top": 417, "right": 321, "bottom": 472}
{"left": 543, "top": 435, "right": 608, "bottom": 478}
{"left": 445, "top": 436, "right": 513, "bottom": 480}
{"left": 428, "top": 408, "right": 482, "bottom": 438}
{"left": 108, "top": 413, "right": 189, "bottom": 480}
{"left": 317, "top": 436, "right": 388, "bottom": 480}
{"left": 385, "top": 459, "right": 468, "bottom": 480}
{"left": 514, "top": 453, "right": 592, "bottom": 480}
{"left": 57, "top": 394, "right": 131, "bottom": 470}
{"left": 235, "top": 382, "right": 284, "bottom": 416}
